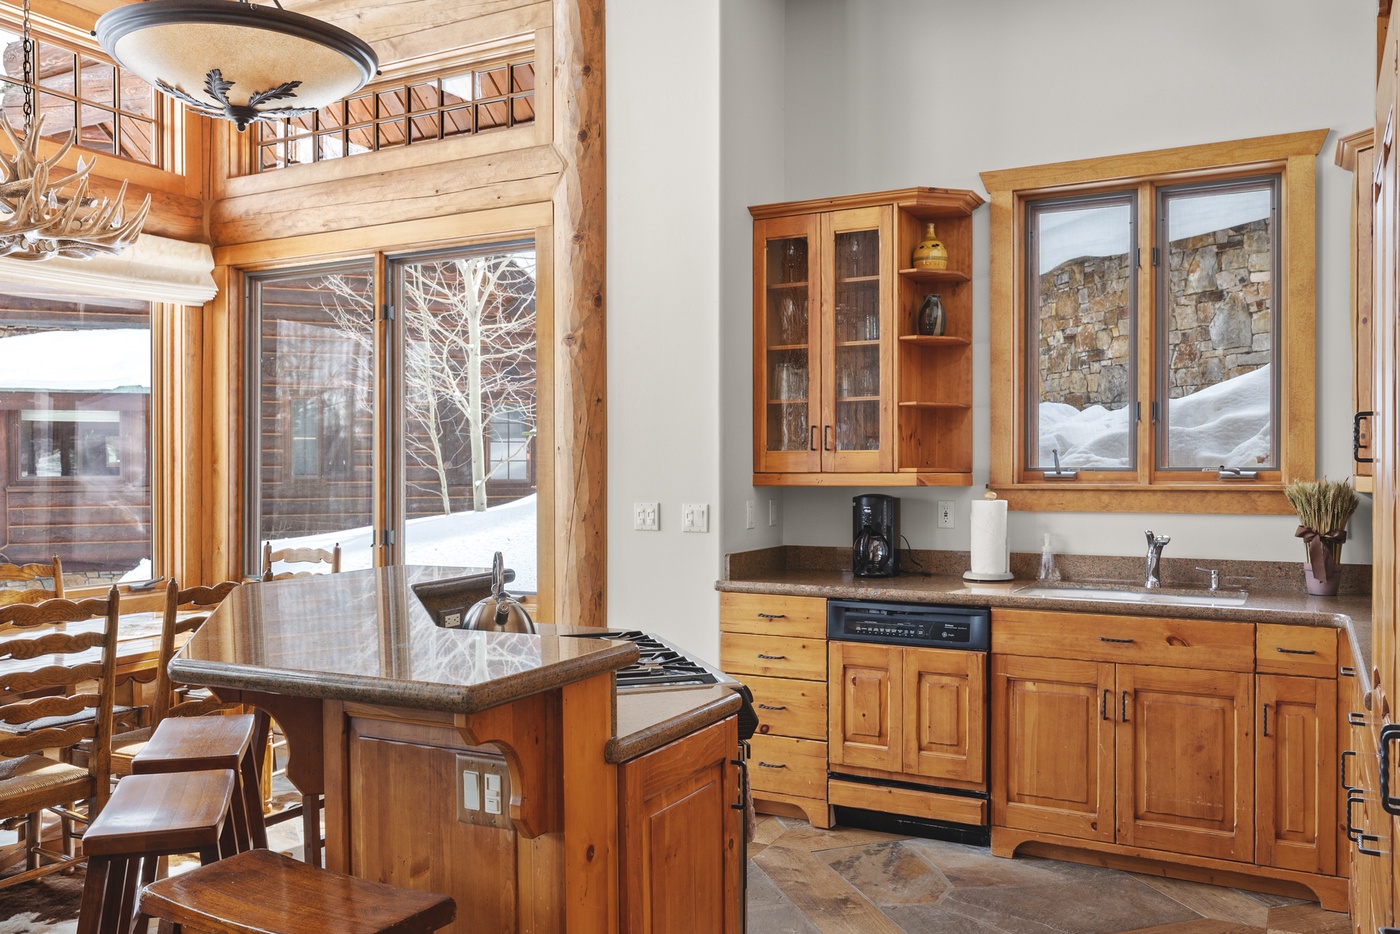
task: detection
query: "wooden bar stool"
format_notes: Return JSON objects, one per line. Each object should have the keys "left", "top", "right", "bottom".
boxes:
{"left": 76, "top": 769, "right": 236, "bottom": 934}
{"left": 130, "top": 713, "right": 267, "bottom": 852}
{"left": 138, "top": 848, "right": 457, "bottom": 934}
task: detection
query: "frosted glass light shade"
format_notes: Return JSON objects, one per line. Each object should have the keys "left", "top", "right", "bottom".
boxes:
{"left": 96, "top": 0, "right": 378, "bottom": 130}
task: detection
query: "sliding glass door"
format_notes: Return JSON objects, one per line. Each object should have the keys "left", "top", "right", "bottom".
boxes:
{"left": 247, "top": 239, "right": 540, "bottom": 591}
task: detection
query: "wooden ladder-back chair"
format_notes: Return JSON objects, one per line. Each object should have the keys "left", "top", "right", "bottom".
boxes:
{"left": 0, "top": 588, "right": 120, "bottom": 888}
{"left": 0, "top": 556, "right": 64, "bottom": 607}
{"left": 154, "top": 579, "right": 242, "bottom": 724}
{"left": 262, "top": 542, "right": 341, "bottom": 582}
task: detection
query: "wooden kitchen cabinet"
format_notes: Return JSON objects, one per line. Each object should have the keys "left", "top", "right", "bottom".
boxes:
{"left": 990, "top": 608, "right": 1347, "bottom": 909}
{"left": 718, "top": 592, "right": 830, "bottom": 827}
{"left": 750, "top": 187, "right": 983, "bottom": 487}
{"left": 1337, "top": 127, "right": 1376, "bottom": 492}
{"left": 619, "top": 715, "right": 741, "bottom": 934}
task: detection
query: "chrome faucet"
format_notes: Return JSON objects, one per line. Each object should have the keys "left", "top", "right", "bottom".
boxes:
{"left": 1144, "top": 530, "right": 1171, "bottom": 588}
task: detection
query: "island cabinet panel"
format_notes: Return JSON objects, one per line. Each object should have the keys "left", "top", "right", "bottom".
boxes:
{"left": 991, "top": 654, "right": 1116, "bottom": 842}
{"left": 618, "top": 716, "right": 741, "bottom": 934}
{"left": 1115, "top": 666, "right": 1254, "bottom": 863}
{"left": 341, "top": 713, "right": 551, "bottom": 934}
{"left": 1256, "top": 674, "right": 1336, "bottom": 875}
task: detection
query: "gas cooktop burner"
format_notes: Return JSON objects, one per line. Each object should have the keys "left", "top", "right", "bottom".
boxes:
{"left": 562, "top": 629, "right": 729, "bottom": 691}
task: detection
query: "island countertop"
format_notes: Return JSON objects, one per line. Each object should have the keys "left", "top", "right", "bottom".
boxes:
{"left": 172, "top": 565, "right": 640, "bottom": 715}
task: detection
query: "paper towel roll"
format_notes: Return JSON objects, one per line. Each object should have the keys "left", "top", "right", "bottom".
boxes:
{"left": 967, "top": 498, "right": 1010, "bottom": 579}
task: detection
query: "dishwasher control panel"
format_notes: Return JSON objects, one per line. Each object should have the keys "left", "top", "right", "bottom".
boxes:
{"left": 828, "top": 599, "right": 989, "bottom": 650}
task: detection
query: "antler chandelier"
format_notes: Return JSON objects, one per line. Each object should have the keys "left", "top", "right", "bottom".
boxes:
{"left": 0, "top": 0, "right": 149, "bottom": 261}
{"left": 96, "top": 0, "right": 379, "bottom": 132}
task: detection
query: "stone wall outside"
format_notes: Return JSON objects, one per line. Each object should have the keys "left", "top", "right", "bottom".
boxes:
{"left": 1036, "top": 218, "right": 1272, "bottom": 406}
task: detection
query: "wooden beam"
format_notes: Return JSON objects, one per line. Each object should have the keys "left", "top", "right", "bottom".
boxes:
{"left": 551, "top": 0, "right": 606, "bottom": 628}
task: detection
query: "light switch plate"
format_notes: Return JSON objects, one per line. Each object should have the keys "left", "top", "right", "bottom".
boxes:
{"left": 633, "top": 502, "right": 659, "bottom": 531}
{"left": 455, "top": 751, "right": 512, "bottom": 828}
{"left": 681, "top": 503, "right": 709, "bottom": 533}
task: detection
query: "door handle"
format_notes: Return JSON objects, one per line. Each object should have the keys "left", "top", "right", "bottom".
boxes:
{"left": 824, "top": 425, "right": 834, "bottom": 451}
{"left": 809, "top": 424, "right": 818, "bottom": 451}
{"left": 1261, "top": 703, "right": 1269, "bottom": 738}
{"left": 1346, "top": 792, "right": 1365, "bottom": 842}
{"left": 1341, "top": 749, "right": 1359, "bottom": 793}
{"left": 1120, "top": 691, "right": 1130, "bottom": 723}
{"left": 1354, "top": 410, "right": 1374, "bottom": 464}
{"left": 1381, "top": 723, "right": 1400, "bottom": 816}
{"left": 1101, "top": 689, "right": 1111, "bottom": 722}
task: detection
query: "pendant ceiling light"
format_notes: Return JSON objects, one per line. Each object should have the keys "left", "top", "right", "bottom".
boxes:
{"left": 0, "top": 0, "right": 149, "bottom": 261}
{"left": 96, "top": 0, "right": 379, "bottom": 132}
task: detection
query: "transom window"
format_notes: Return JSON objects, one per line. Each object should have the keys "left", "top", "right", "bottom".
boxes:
{"left": 981, "top": 131, "right": 1321, "bottom": 514}
{"left": 253, "top": 59, "right": 535, "bottom": 173}
{"left": 0, "top": 23, "right": 161, "bottom": 166}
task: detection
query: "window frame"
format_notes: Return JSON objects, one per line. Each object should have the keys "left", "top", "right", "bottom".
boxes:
{"left": 980, "top": 130, "right": 1324, "bottom": 514}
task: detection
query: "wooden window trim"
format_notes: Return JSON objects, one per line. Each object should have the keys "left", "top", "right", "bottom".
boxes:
{"left": 980, "top": 130, "right": 1325, "bottom": 515}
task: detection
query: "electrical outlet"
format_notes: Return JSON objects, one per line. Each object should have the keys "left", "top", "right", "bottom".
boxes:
{"left": 442, "top": 611, "right": 461, "bottom": 628}
{"left": 633, "top": 502, "right": 659, "bottom": 531}
{"left": 681, "top": 503, "right": 709, "bottom": 533}
{"left": 937, "top": 501, "right": 954, "bottom": 529}
{"left": 769, "top": 499, "right": 779, "bottom": 527}
{"left": 745, "top": 500, "right": 755, "bottom": 530}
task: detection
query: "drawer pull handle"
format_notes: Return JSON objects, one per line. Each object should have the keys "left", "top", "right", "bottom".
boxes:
{"left": 1350, "top": 711, "right": 1368, "bottom": 726}
{"left": 1275, "top": 647, "right": 1317, "bottom": 655}
{"left": 1340, "top": 666, "right": 1356, "bottom": 677}
{"left": 757, "top": 761, "right": 787, "bottom": 769}
{"left": 757, "top": 704, "right": 787, "bottom": 711}
{"left": 757, "top": 653, "right": 786, "bottom": 660}
{"left": 1099, "top": 636, "right": 1134, "bottom": 644}
{"left": 1381, "top": 724, "right": 1400, "bottom": 816}
{"left": 756, "top": 613, "right": 787, "bottom": 619}
{"left": 1346, "top": 792, "right": 1365, "bottom": 841}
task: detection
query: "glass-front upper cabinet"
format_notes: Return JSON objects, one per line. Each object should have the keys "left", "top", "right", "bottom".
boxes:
{"left": 754, "top": 213, "right": 821, "bottom": 473}
{"left": 751, "top": 188, "right": 980, "bottom": 486}
{"left": 823, "top": 207, "right": 893, "bottom": 471}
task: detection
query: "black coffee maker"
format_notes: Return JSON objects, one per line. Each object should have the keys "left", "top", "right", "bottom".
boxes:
{"left": 852, "top": 494, "right": 899, "bottom": 577}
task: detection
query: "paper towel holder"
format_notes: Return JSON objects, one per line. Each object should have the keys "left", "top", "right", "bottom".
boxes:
{"left": 963, "top": 490, "right": 1015, "bottom": 582}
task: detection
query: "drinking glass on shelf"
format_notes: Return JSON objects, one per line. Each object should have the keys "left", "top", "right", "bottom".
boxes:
{"left": 848, "top": 237, "right": 861, "bottom": 279}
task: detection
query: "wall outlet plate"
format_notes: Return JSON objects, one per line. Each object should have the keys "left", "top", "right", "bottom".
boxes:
{"left": 745, "top": 500, "right": 755, "bottom": 530}
{"left": 937, "top": 501, "right": 954, "bottom": 529}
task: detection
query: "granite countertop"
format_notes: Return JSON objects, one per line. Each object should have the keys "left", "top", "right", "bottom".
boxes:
{"left": 173, "top": 566, "right": 639, "bottom": 715}
{"left": 609, "top": 686, "right": 742, "bottom": 764}
{"left": 720, "top": 546, "right": 1376, "bottom": 697}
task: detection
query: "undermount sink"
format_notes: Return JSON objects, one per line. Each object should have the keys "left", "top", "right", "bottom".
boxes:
{"left": 1015, "top": 583, "right": 1249, "bottom": 607}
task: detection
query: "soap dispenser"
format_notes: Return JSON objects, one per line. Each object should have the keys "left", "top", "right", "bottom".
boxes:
{"left": 1038, "top": 533, "right": 1062, "bottom": 582}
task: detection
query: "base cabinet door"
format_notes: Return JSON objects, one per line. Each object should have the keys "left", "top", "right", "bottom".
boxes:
{"left": 1257, "top": 674, "right": 1336, "bottom": 875}
{"left": 991, "top": 654, "right": 1115, "bottom": 842}
{"left": 619, "top": 716, "right": 741, "bottom": 934}
{"left": 904, "top": 647, "right": 985, "bottom": 785}
{"left": 1116, "top": 665, "right": 1254, "bottom": 862}
{"left": 829, "top": 642, "right": 903, "bottom": 773}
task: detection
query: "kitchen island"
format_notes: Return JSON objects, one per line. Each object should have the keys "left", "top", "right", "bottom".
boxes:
{"left": 173, "top": 567, "right": 744, "bottom": 934}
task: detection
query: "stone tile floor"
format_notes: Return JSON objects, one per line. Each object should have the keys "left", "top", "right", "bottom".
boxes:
{"left": 746, "top": 816, "right": 1351, "bottom": 934}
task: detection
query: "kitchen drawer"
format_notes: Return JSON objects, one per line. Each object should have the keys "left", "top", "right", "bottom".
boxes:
{"left": 1256, "top": 624, "right": 1337, "bottom": 678}
{"left": 739, "top": 674, "right": 827, "bottom": 740}
{"left": 991, "top": 608, "right": 1253, "bottom": 671}
{"left": 720, "top": 633, "right": 826, "bottom": 681}
{"left": 720, "top": 592, "right": 827, "bottom": 638}
{"left": 748, "top": 735, "right": 827, "bottom": 800}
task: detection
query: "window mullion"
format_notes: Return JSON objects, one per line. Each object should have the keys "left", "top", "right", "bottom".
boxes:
{"left": 1137, "top": 182, "right": 1156, "bottom": 486}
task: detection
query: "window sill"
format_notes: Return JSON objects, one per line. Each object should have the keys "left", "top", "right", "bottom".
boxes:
{"left": 988, "top": 483, "right": 1293, "bottom": 515}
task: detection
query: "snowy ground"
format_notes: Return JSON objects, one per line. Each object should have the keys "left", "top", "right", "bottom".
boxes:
{"left": 122, "top": 495, "right": 539, "bottom": 593}
{"left": 1038, "top": 365, "right": 1271, "bottom": 470}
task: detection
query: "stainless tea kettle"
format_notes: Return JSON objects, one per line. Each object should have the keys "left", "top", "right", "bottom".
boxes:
{"left": 463, "top": 552, "right": 536, "bottom": 634}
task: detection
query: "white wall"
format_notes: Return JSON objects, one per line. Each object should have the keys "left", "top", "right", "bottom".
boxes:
{"left": 605, "top": 0, "right": 726, "bottom": 658}
{"left": 766, "top": 0, "right": 1376, "bottom": 567}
